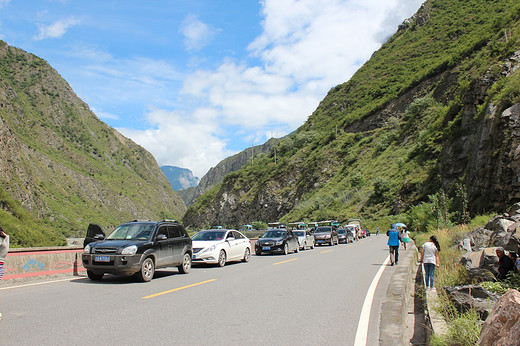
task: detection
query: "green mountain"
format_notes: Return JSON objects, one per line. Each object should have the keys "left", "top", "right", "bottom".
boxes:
{"left": 183, "top": 0, "right": 520, "bottom": 229}
{"left": 0, "top": 41, "right": 186, "bottom": 247}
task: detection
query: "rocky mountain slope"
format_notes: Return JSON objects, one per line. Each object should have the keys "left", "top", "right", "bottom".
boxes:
{"left": 0, "top": 41, "right": 186, "bottom": 246}
{"left": 179, "top": 138, "right": 280, "bottom": 206}
{"left": 161, "top": 166, "right": 199, "bottom": 191}
{"left": 183, "top": 0, "right": 520, "bottom": 229}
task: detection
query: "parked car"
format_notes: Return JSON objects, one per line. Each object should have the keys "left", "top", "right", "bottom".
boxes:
{"left": 293, "top": 230, "right": 315, "bottom": 250}
{"left": 337, "top": 228, "right": 354, "bottom": 244}
{"left": 314, "top": 226, "right": 339, "bottom": 246}
{"left": 255, "top": 229, "right": 299, "bottom": 255}
{"left": 192, "top": 229, "right": 251, "bottom": 267}
{"left": 82, "top": 220, "right": 192, "bottom": 282}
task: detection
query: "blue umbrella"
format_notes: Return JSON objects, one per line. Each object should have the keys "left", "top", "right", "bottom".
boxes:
{"left": 394, "top": 222, "right": 407, "bottom": 228}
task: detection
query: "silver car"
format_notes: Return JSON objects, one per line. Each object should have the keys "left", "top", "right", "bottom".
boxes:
{"left": 293, "top": 230, "right": 315, "bottom": 250}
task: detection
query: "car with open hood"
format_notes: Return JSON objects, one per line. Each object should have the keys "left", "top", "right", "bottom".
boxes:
{"left": 82, "top": 220, "right": 192, "bottom": 282}
{"left": 255, "top": 229, "right": 299, "bottom": 255}
{"left": 191, "top": 229, "right": 251, "bottom": 266}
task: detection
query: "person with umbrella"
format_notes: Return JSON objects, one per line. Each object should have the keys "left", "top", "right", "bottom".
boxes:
{"left": 387, "top": 225, "right": 401, "bottom": 265}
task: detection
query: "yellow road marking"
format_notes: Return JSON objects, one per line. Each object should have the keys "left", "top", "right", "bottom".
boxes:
{"left": 320, "top": 250, "right": 334, "bottom": 254}
{"left": 273, "top": 258, "right": 299, "bottom": 266}
{"left": 141, "top": 279, "right": 216, "bottom": 299}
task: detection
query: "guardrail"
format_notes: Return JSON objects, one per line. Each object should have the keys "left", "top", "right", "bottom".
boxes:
{"left": 3, "top": 246, "right": 85, "bottom": 282}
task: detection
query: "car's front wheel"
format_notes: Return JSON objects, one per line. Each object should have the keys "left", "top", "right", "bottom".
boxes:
{"left": 87, "top": 270, "right": 104, "bottom": 281}
{"left": 178, "top": 253, "right": 191, "bottom": 274}
{"left": 218, "top": 250, "right": 227, "bottom": 267}
{"left": 242, "top": 248, "right": 251, "bottom": 262}
{"left": 137, "top": 257, "right": 155, "bottom": 282}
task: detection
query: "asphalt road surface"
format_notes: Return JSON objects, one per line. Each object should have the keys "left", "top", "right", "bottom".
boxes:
{"left": 0, "top": 235, "right": 397, "bottom": 345}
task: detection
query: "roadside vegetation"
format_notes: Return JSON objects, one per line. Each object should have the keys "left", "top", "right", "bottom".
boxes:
{"left": 412, "top": 211, "right": 520, "bottom": 345}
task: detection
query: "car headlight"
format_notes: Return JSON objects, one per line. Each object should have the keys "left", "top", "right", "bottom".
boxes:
{"left": 83, "top": 244, "right": 91, "bottom": 253}
{"left": 200, "top": 245, "right": 217, "bottom": 254}
{"left": 121, "top": 245, "right": 137, "bottom": 255}
{"left": 275, "top": 240, "right": 283, "bottom": 245}
{"left": 325, "top": 234, "right": 331, "bottom": 239}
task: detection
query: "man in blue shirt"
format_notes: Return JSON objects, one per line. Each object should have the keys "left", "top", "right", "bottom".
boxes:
{"left": 387, "top": 227, "right": 401, "bottom": 266}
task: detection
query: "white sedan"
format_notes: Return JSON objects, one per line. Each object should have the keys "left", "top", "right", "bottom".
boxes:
{"left": 192, "top": 229, "right": 251, "bottom": 267}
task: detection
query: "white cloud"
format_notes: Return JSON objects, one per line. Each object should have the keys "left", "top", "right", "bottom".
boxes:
{"left": 118, "top": 108, "right": 234, "bottom": 178}
{"left": 34, "top": 16, "right": 80, "bottom": 40}
{"left": 98, "top": 0, "right": 423, "bottom": 177}
{"left": 180, "top": 14, "right": 217, "bottom": 52}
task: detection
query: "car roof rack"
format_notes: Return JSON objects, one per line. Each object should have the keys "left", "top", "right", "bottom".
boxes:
{"left": 160, "top": 219, "right": 178, "bottom": 223}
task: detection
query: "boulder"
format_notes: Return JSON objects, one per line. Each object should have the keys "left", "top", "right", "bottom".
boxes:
{"left": 488, "top": 216, "right": 515, "bottom": 248}
{"left": 478, "top": 289, "right": 520, "bottom": 346}
{"left": 479, "top": 248, "right": 499, "bottom": 277}
{"left": 469, "top": 226, "right": 493, "bottom": 249}
{"left": 466, "top": 268, "right": 496, "bottom": 283}
{"left": 445, "top": 285, "right": 499, "bottom": 320}
{"left": 505, "top": 202, "right": 520, "bottom": 216}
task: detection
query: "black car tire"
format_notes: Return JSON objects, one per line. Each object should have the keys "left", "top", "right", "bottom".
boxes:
{"left": 242, "top": 248, "right": 251, "bottom": 262}
{"left": 283, "top": 243, "right": 289, "bottom": 255}
{"left": 137, "top": 257, "right": 155, "bottom": 282}
{"left": 178, "top": 253, "right": 192, "bottom": 274}
{"left": 87, "top": 270, "right": 103, "bottom": 281}
{"left": 218, "top": 250, "right": 227, "bottom": 267}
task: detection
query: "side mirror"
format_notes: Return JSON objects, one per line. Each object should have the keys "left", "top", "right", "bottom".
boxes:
{"left": 94, "top": 234, "right": 105, "bottom": 240}
{"left": 226, "top": 237, "right": 235, "bottom": 242}
{"left": 157, "top": 234, "right": 167, "bottom": 241}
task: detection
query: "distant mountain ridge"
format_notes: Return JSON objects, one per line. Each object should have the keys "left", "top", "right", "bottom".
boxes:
{"left": 161, "top": 166, "right": 200, "bottom": 191}
{"left": 180, "top": 138, "right": 281, "bottom": 207}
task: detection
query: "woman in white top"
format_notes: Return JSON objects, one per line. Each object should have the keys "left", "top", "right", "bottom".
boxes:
{"left": 401, "top": 229, "right": 410, "bottom": 249}
{"left": 420, "top": 235, "right": 441, "bottom": 290}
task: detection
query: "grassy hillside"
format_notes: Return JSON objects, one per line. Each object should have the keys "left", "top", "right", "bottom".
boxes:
{"left": 184, "top": 0, "right": 520, "bottom": 229}
{"left": 0, "top": 41, "right": 186, "bottom": 247}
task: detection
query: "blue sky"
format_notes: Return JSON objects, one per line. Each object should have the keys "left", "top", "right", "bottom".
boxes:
{"left": 0, "top": 0, "right": 423, "bottom": 178}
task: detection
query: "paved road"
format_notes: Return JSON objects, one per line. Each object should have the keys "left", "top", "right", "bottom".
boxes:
{"left": 0, "top": 235, "right": 396, "bottom": 345}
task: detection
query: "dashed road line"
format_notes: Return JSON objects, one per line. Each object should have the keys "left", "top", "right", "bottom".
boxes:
{"left": 141, "top": 279, "right": 217, "bottom": 299}
{"left": 272, "top": 258, "right": 299, "bottom": 266}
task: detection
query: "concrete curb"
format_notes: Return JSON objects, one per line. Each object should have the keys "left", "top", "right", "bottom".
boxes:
{"left": 379, "top": 241, "right": 417, "bottom": 345}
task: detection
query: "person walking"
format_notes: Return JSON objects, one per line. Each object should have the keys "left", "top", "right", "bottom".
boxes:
{"left": 401, "top": 228, "right": 410, "bottom": 250}
{"left": 376, "top": 227, "right": 379, "bottom": 236}
{"left": 420, "top": 235, "right": 441, "bottom": 290}
{"left": 387, "top": 227, "right": 400, "bottom": 266}
{"left": 0, "top": 226, "right": 9, "bottom": 322}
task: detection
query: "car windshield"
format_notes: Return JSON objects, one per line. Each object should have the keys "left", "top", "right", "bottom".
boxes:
{"left": 106, "top": 224, "right": 155, "bottom": 241}
{"left": 293, "top": 231, "right": 305, "bottom": 236}
{"left": 337, "top": 229, "right": 346, "bottom": 234}
{"left": 261, "top": 230, "right": 286, "bottom": 238}
{"left": 315, "top": 227, "right": 332, "bottom": 233}
{"left": 192, "top": 231, "right": 227, "bottom": 241}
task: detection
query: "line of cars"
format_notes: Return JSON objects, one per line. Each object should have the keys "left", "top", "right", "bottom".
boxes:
{"left": 82, "top": 218, "right": 368, "bottom": 282}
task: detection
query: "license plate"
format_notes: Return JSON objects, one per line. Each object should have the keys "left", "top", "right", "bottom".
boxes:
{"left": 192, "top": 255, "right": 197, "bottom": 260}
{"left": 95, "top": 255, "right": 110, "bottom": 262}
{"left": 317, "top": 240, "right": 324, "bottom": 243}
{"left": 262, "top": 246, "right": 271, "bottom": 251}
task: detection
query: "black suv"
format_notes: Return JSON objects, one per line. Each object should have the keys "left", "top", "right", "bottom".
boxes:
{"left": 82, "top": 220, "right": 192, "bottom": 282}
